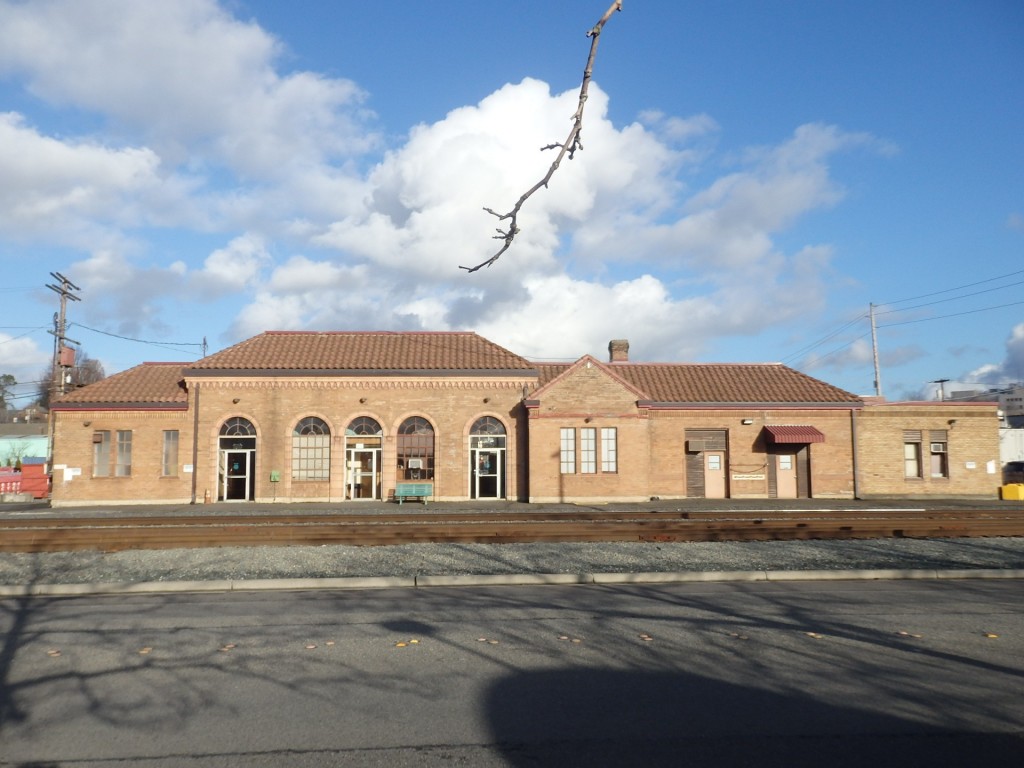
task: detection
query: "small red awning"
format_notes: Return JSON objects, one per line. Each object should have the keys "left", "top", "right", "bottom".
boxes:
{"left": 764, "top": 425, "right": 825, "bottom": 444}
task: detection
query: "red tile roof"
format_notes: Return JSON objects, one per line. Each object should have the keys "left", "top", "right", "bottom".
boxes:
{"left": 51, "top": 362, "right": 187, "bottom": 408}
{"left": 186, "top": 331, "right": 535, "bottom": 373}
{"left": 530, "top": 360, "right": 860, "bottom": 405}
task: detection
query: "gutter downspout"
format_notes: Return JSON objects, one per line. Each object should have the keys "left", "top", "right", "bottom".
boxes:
{"left": 190, "top": 381, "right": 200, "bottom": 504}
{"left": 851, "top": 407, "right": 860, "bottom": 500}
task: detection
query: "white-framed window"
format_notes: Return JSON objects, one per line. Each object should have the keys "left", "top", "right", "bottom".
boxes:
{"left": 929, "top": 430, "right": 949, "bottom": 478}
{"left": 561, "top": 427, "right": 617, "bottom": 474}
{"left": 115, "top": 430, "right": 132, "bottom": 477}
{"left": 903, "top": 430, "right": 922, "bottom": 479}
{"left": 601, "top": 428, "right": 617, "bottom": 473}
{"left": 580, "top": 428, "right": 596, "bottom": 474}
{"left": 292, "top": 417, "right": 330, "bottom": 481}
{"left": 162, "top": 430, "right": 179, "bottom": 477}
{"left": 92, "top": 430, "right": 111, "bottom": 477}
{"left": 560, "top": 428, "right": 576, "bottom": 474}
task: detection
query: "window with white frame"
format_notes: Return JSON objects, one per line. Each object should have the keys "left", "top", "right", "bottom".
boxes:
{"left": 903, "top": 430, "right": 922, "bottom": 479}
{"left": 560, "top": 428, "right": 576, "bottom": 474}
{"left": 92, "top": 430, "right": 111, "bottom": 477}
{"left": 162, "top": 430, "right": 179, "bottom": 477}
{"left": 929, "top": 430, "right": 948, "bottom": 478}
{"left": 601, "top": 427, "right": 617, "bottom": 473}
{"left": 560, "top": 427, "right": 618, "bottom": 474}
{"left": 292, "top": 417, "right": 330, "bottom": 481}
{"left": 580, "top": 428, "right": 597, "bottom": 473}
{"left": 115, "top": 430, "right": 132, "bottom": 477}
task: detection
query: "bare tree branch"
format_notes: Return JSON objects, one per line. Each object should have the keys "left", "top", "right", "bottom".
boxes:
{"left": 460, "top": 1, "right": 623, "bottom": 273}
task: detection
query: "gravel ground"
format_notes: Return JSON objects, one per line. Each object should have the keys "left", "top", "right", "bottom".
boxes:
{"left": 3, "top": 536, "right": 1024, "bottom": 586}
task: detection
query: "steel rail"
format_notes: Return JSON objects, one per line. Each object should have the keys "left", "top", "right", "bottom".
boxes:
{"left": 1, "top": 509, "right": 1022, "bottom": 553}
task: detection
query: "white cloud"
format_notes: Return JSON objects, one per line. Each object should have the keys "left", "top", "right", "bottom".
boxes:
{"left": 0, "top": 1, "right": 887, "bottom": 370}
{"left": 0, "top": 0, "right": 375, "bottom": 176}
{"left": 967, "top": 322, "right": 1024, "bottom": 386}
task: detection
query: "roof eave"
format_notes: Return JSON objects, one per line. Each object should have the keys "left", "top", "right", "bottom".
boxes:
{"left": 637, "top": 401, "right": 863, "bottom": 410}
{"left": 183, "top": 367, "right": 539, "bottom": 378}
{"left": 51, "top": 402, "right": 189, "bottom": 412}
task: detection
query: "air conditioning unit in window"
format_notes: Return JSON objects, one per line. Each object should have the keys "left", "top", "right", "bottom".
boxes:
{"left": 407, "top": 458, "right": 423, "bottom": 469}
{"left": 930, "top": 442, "right": 946, "bottom": 453}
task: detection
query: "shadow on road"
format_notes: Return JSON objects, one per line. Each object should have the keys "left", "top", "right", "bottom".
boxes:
{"left": 485, "top": 666, "right": 1022, "bottom": 766}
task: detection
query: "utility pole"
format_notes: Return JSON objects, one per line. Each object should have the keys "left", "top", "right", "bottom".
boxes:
{"left": 869, "top": 303, "right": 882, "bottom": 398}
{"left": 45, "top": 272, "right": 82, "bottom": 485}
{"left": 46, "top": 272, "right": 82, "bottom": 398}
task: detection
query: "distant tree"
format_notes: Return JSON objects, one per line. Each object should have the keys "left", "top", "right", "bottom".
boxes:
{"left": 36, "top": 350, "right": 106, "bottom": 409}
{"left": 0, "top": 373, "right": 16, "bottom": 414}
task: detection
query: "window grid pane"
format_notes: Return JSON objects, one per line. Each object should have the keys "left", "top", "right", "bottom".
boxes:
{"left": 115, "top": 430, "right": 132, "bottom": 477}
{"left": 601, "top": 428, "right": 617, "bottom": 473}
{"left": 903, "top": 441, "right": 921, "bottom": 478}
{"left": 292, "top": 434, "right": 330, "bottom": 481}
{"left": 93, "top": 431, "right": 111, "bottom": 477}
{"left": 560, "top": 428, "right": 576, "bottom": 474}
{"left": 162, "top": 430, "right": 179, "bottom": 477}
{"left": 580, "top": 428, "right": 596, "bottom": 474}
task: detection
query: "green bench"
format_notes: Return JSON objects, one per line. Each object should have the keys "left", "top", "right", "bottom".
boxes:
{"left": 394, "top": 482, "right": 433, "bottom": 505}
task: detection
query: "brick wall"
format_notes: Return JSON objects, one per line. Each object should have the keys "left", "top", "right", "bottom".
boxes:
{"left": 855, "top": 402, "right": 1000, "bottom": 498}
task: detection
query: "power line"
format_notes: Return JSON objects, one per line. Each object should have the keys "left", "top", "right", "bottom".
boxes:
{"left": 881, "top": 267, "right": 1024, "bottom": 306}
{"left": 879, "top": 299, "right": 1024, "bottom": 328}
{"left": 875, "top": 278, "right": 1024, "bottom": 316}
{"left": 71, "top": 323, "right": 205, "bottom": 353}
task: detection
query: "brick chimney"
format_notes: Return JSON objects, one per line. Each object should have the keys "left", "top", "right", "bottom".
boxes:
{"left": 608, "top": 339, "right": 629, "bottom": 363}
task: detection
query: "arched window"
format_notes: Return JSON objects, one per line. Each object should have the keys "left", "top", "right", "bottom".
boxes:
{"left": 470, "top": 416, "right": 506, "bottom": 448}
{"left": 397, "top": 416, "right": 434, "bottom": 481}
{"left": 346, "top": 416, "right": 383, "bottom": 436}
{"left": 292, "top": 417, "right": 330, "bottom": 481}
{"left": 220, "top": 417, "right": 255, "bottom": 436}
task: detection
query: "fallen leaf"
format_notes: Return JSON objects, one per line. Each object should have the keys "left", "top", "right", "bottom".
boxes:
{"left": 139, "top": 647, "right": 152, "bottom": 655}
{"left": 984, "top": 632, "right": 999, "bottom": 639}
{"left": 805, "top": 632, "right": 824, "bottom": 639}
{"left": 395, "top": 642, "right": 407, "bottom": 648}
{"left": 325, "top": 641, "right": 335, "bottom": 647}
{"left": 409, "top": 639, "right": 420, "bottom": 645}
{"left": 305, "top": 644, "right": 317, "bottom": 650}
{"left": 47, "top": 649, "right": 61, "bottom": 657}
{"left": 488, "top": 639, "right": 499, "bottom": 645}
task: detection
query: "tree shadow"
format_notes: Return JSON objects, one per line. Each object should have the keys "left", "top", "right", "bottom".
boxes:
{"left": 484, "top": 667, "right": 1023, "bottom": 767}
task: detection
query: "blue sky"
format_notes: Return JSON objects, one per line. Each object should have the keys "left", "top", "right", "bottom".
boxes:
{"left": 1, "top": 0, "right": 1022, "bottom": 410}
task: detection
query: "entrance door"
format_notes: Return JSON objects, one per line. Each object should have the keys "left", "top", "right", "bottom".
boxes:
{"left": 221, "top": 449, "right": 254, "bottom": 501}
{"left": 347, "top": 448, "right": 381, "bottom": 500}
{"left": 776, "top": 454, "right": 797, "bottom": 498}
{"left": 704, "top": 451, "right": 726, "bottom": 498}
{"left": 471, "top": 448, "right": 503, "bottom": 499}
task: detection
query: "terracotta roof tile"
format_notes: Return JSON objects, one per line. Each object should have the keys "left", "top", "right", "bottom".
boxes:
{"left": 614, "top": 363, "right": 860, "bottom": 404}
{"left": 530, "top": 360, "right": 860, "bottom": 405}
{"left": 187, "top": 331, "right": 534, "bottom": 373}
{"left": 52, "top": 363, "right": 187, "bottom": 408}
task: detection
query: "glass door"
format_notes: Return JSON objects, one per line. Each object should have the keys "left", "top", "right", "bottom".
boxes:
{"left": 347, "top": 448, "right": 381, "bottom": 499}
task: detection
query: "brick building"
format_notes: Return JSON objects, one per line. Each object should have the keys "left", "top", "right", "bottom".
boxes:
{"left": 48, "top": 331, "right": 1002, "bottom": 506}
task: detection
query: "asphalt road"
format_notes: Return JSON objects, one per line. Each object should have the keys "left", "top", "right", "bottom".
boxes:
{"left": 2, "top": 579, "right": 1022, "bottom": 766}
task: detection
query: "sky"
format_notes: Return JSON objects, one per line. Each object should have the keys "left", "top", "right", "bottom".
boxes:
{"left": 1, "top": 0, "right": 1022, "bottom": 411}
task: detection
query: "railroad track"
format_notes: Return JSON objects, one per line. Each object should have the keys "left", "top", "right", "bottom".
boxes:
{"left": 1, "top": 508, "right": 1022, "bottom": 553}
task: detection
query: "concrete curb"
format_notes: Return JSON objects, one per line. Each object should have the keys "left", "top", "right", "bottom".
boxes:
{"left": 2, "top": 568, "right": 1023, "bottom": 598}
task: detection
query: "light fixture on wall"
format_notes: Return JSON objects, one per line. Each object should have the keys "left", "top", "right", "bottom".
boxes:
{"left": 83, "top": 421, "right": 91, "bottom": 427}
{"left": 947, "top": 419, "right": 957, "bottom": 426}
{"left": 483, "top": 397, "right": 490, "bottom": 403}
{"left": 232, "top": 398, "right": 240, "bottom": 404}
{"left": 741, "top": 418, "right": 753, "bottom": 425}
{"left": 359, "top": 397, "right": 367, "bottom": 404}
